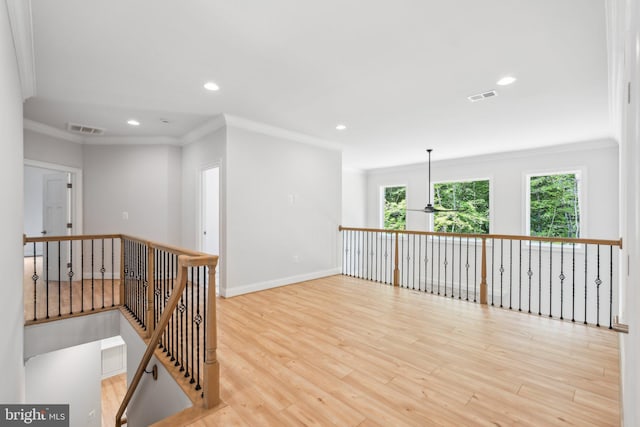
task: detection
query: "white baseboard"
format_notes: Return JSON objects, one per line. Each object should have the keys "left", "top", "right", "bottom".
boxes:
{"left": 222, "top": 268, "right": 341, "bottom": 298}
{"left": 82, "top": 272, "right": 121, "bottom": 280}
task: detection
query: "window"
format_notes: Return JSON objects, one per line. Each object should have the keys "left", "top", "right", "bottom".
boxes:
{"left": 433, "top": 179, "right": 490, "bottom": 233}
{"left": 527, "top": 172, "right": 581, "bottom": 238}
{"left": 382, "top": 186, "right": 406, "bottom": 230}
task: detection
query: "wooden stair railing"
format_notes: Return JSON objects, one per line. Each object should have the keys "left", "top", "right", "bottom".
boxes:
{"left": 115, "top": 253, "right": 219, "bottom": 427}
{"left": 339, "top": 226, "right": 624, "bottom": 329}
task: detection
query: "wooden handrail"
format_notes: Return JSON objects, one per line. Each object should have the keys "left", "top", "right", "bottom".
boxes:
{"left": 115, "top": 253, "right": 219, "bottom": 426}
{"left": 338, "top": 226, "right": 623, "bottom": 247}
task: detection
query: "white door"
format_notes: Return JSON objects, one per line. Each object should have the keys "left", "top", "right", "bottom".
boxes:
{"left": 43, "top": 173, "right": 71, "bottom": 280}
{"left": 200, "top": 166, "right": 220, "bottom": 293}
{"left": 202, "top": 167, "right": 220, "bottom": 255}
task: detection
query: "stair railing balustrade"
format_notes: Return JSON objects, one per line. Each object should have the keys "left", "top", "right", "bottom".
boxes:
{"left": 339, "top": 226, "right": 623, "bottom": 329}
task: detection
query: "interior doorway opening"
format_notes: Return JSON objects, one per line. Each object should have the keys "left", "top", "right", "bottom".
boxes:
{"left": 199, "top": 165, "right": 220, "bottom": 294}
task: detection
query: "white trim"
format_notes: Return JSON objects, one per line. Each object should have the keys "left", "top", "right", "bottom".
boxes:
{"left": 221, "top": 268, "right": 341, "bottom": 298}
{"left": 224, "top": 114, "right": 343, "bottom": 151}
{"left": 6, "top": 0, "right": 35, "bottom": 100}
{"left": 181, "top": 115, "right": 226, "bottom": 145}
{"left": 24, "top": 119, "right": 83, "bottom": 143}
{"left": 24, "top": 159, "right": 83, "bottom": 237}
{"left": 83, "top": 136, "right": 180, "bottom": 146}
{"left": 83, "top": 272, "right": 120, "bottom": 280}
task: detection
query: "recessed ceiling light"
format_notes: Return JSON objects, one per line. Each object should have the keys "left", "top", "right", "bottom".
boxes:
{"left": 127, "top": 119, "right": 140, "bottom": 126}
{"left": 204, "top": 81, "right": 220, "bottom": 91}
{"left": 496, "top": 76, "right": 517, "bottom": 86}
{"left": 336, "top": 124, "right": 347, "bottom": 130}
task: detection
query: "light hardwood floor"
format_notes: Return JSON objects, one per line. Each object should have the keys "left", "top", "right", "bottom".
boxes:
{"left": 188, "top": 275, "right": 619, "bottom": 426}
{"left": 102, "top": 373, "right": 127, "bottom": 427}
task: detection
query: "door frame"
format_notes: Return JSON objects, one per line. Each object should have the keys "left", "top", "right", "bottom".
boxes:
{"left": 24, "top": 159, "right": 83, "bottom": 237}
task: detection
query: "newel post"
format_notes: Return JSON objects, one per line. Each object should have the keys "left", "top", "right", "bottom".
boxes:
{"left": 203, "top": 258, "right": 220, "bottom": 408}
{"left": 393, "top": 231, "right": 400, "bottom": 287}
{"left": 480, "top": 237, "right": 488, "bottom": 304}
{"left": 146, "top": 244, "right": 155, "bottom": 337}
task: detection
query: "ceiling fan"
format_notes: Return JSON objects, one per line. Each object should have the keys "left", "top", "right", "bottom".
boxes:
{"left": 407, "top": 149, "right": 458, "bottom": 214}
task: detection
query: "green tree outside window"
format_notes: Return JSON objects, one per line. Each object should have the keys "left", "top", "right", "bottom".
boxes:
{"left": 529, "top": 173, "right": 580, "bottom": 238}
{"left": 433, "top": 180, "right": 490, "bottom": 233}
{"left": 383, "top": 186, "right": 406, "bottom": 230}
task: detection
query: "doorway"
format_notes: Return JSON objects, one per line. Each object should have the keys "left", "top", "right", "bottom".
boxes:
{"left": 199, "top": 165, "right": 220, "bottom": 293}
{"left": 24, "top": 160, "right": 83, "bottom": 286}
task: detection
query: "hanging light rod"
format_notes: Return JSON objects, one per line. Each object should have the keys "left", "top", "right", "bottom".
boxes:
{"left": 407, "top": 149, "right": 458, "bottom": 214}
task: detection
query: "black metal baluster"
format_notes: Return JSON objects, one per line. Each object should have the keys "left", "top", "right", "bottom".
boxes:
{"left": 32, "top": 242, "right": 38, "bottom": 321}
{"left": 424, "top": 235, "right": 428, "bottom": 293}
{"left": 538, "top": 241, "right": 542, "bottom": 315}
{"left": 508, "top": 240, "right": 513, "bottom": 309}
{"left": 559, "top": 243, "right": 565, "bottom": 320}
{"left": 584, "top": 245, "right": 588, "bottom": 324}
{"left": 183, "top": 267, "right": 190, "bottom": 376}
{"left": 111, "top": 238, "right": 115, "bottom": 307}
{"left": 609, "top": 246, "right": 613, "bottom": 329}
{"left": 444, "top": 236, "right": 448, "bottom": 297}
{"left": 412, "top": 234, "right": 416, "bottom": 290}
{"left": 190, "top": 266, "right": 196, "bottom": 384}
{"left": 418, "top": 235, "right": 422, "bottom": 291}
{"left": 69, "top": 240, "right": 73, "bottom": 315}
{"left": 202, "top": 266, "right": 207, "bottom": 398}
{"left": 58, "top": 240, "right": 61, "bottom": 317}
{"left": 101, "top": 239, "right": 105, "bottom": 309}
{"left": 491, "top": 238, "right": 495, "bottom": 306}
{"left": 195, "top": 265, "right": 202, "bottom": 391}
{"left": 527, "top": 241, "right": 532, "bottom": 313}
{"left": 474, "top": 238, "right": 477, "bottom": 302}
{"left": 45, "top": 242, "right": 49, "bottom": 319}
{"left": 437, "top": 236, "right": 441, "bottom": 295}
{"left": 170, "top": 253, "right": 176, "bottom": 361}
{"left": 549, "top": 241, "right": 553, "bottom": 318}
{"left": 499, "top": 239, "right": 504, "bottom": 308}
{"left": 431, "top": 236, "right": 435, "bottom": 294}
{"left": 465, "top": 237, "right": 469, "bottom": 301}
{"left": 572, "top": 243, "right": 576, "bottom": 322}
{"left": 91, "top": 240, "right": 95, "bottom": 311}
{"left": 365, "top": 231, "right": 369, "bottom": 280}
{"left": 596, "top": 245, "right": 601, "bottom": 327}
{"left": 459, "top": 237, "right": 462, "bottom": 299}
{"left": 518, "top": 241, "right": 522, "bottom": 311}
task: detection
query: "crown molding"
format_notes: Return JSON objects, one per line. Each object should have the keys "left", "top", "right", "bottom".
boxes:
{"left": 224, "top": 114, "right": 343, "bottom": 151}
{"left": 180, "top": 114, "right": 226, "bottom": 145}
{"left": 6, "top": 0, "right": 36, "bottom": 101}
{"left": 23, "top": 119, "right": 84, "bottom": 143}
{"left": 83, "top": 136, "right": 180, "bottom": 146}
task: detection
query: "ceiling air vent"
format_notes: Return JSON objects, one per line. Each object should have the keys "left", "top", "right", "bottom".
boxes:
{"left": 467, "top": 90, "right": 498, "bottom": 102}
{"left": 67, "top": 122, "right": 106, "bottom": 136}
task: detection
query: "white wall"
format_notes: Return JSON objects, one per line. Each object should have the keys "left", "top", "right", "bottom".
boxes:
{"left": 24, "top": 309, "right": 120, "bottom": 359}
{"left": 120, "top": 315, "right": 191, "bottom": 427}
{"left": 24, "top": 129, "right": 83, "bottom": 169}
{"left": 83, "top": 144, "right": 181, "bottom": 244}
{"left": 366, "top": 140, "right": 619, "bottom": 239}
{"left": 181, "top": 126, "right": 226, "bottom": 292}
{"left": 612, "top": 0, "right": 640, "bottom": 425}
{"left": 25, "top": 341, "right": 102, "bottom": 427}
{"left": 342, "top": 168, "right": 367, "bottom": 227}
{"left": 0, "top": 0, "right": 26, "bottom": 403}
{"left": 224, "top": 125, "right": 342, "bottom": 297}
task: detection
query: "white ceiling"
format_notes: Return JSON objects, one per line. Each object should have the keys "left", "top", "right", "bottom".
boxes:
{"left": 25, "top": 0, "right": 611, "bottom": 170}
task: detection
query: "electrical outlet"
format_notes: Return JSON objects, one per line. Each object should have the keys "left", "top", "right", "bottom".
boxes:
{"left": 122, "top": 211, "right": 129, "bottom": 220}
